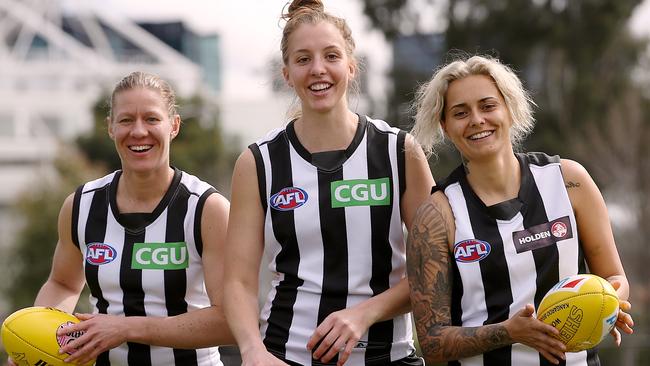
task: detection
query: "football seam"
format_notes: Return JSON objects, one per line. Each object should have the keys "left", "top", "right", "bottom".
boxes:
{"left": 538, "top": 291, "right": 606, "bottom": 314}
{"left": 3, "top": 324, "right": 59, "bottom": 358}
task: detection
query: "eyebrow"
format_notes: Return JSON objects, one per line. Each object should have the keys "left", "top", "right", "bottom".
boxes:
{"left": 291, "top": 45, "right": 343, "bottom": 55}
{"left": 448, "top": 96, "right": 499, "bottom": 110}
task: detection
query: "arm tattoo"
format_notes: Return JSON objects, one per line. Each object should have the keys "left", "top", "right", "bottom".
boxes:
{"left": 407, "top": 198, "right": 513, "bottom": 362}
{"left": 565, "top": 181, "right": 581, "bottom": 189}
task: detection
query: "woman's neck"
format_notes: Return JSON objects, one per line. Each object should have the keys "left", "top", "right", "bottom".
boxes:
{"left": 117, "top": 166, "right": 174, "bottom": 213}
{"left": 294, "top": 107, "right": 358, "bottom": 153}
{"left": 465, "top": 151, "right": 521, "bottom": 206}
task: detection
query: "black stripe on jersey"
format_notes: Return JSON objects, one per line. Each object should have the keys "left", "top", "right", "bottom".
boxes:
{"left": 397, "top": 131, "right": 406, "bottom": 198}
{"left": 84, "top": 184, "right": 111, "bottom": 366}
{"left": 263, "top": 134, "right": 304, "bottom": 358}
{"left": 365, "top": 123, "right": 395, "bottom": 361}
{"left": 517, "top": 155, "right": 560, "bottom": 366}
{"left": 71, "top": 186, "right": 82, "bottom": 248}
{"left": 586, "top": 347, "right": 600, "bottom": 366}
{"left": 316, "top": 166, "right": 348, "bottom": 365}
{"left": 194, "top": 188, "right": 216, "bottom": 257}
{"left": 460, "top": 172, "right": 513, "bottom": 365}
{"left": 166, "top": 184, "right": 198, "bottom": 365}
{"left": 122, "top": 228, "right": 151, "bottom": 366}
{"left": 249, "top": 143, "right": 268, "bottom": 213}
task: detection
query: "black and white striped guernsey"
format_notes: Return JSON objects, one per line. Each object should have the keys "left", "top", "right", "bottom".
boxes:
{"left": 71, "top": 168, "right": 222, "bottom": 366}
{"left": 250, "top": 116, "right": 416, "bottom": 365}
{"left": 441, "top": 152, "right": 599, "bottom": 366}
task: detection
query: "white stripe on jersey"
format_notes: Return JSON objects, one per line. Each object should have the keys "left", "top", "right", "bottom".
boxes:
{"left": 529, "top": 163, "right": 580, "bottom": 280}
{"left": 445, "top": 182, "right": 488, "bottom": 328}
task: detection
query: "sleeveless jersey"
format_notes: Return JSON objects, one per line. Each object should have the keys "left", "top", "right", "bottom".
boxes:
{"left": 250, "top": 116, "right": 415, "bottom": 365}
{"left": 71, "top": 168, "right": 222, "bottom": 366}
{"left": 440, "top": 152, "right": 599, "bottom": 366}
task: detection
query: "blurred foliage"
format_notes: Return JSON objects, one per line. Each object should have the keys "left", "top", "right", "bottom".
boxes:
{"left": 1, "top": 149, "right": 101, "bottom": 311}
{"left": 1, "top": 93, "right": 238, "bottom": 314}
{"left": 362, "top": 0, "right": 648, "bottom": 177}
{"left": 361, "top": 0, "right": 650, "bottom": 362}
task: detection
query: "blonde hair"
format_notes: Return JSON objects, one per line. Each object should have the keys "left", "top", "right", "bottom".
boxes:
{"left": 109, "top": 71, "right": 178, "bottom": 120}
{"left": 411, "top": 55, "right": 536, "bottom": 156}
{"left": 280, "top": 0, "right": 360, "bottom": 120}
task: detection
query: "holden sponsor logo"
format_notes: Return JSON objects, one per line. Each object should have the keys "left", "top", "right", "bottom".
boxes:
{"left": 513, "top": 216, "right": 573, "bottom": 253}
{"left": 454, "top": 239, "right": 491, "bottom": 263}
{"left": 270, "top": 187, "right": 308, "bottom": 211}
{"left": 551, "top": 221, "right": 568, "bottom": 239}
{"left": 86, "top": 243, "right": 117, "bottom": 265}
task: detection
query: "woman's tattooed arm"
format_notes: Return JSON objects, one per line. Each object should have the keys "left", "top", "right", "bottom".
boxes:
{"left": 407, "top": 193, "right": 513, "bottom": 363}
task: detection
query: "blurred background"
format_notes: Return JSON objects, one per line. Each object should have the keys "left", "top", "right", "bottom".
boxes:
{"left": 0, "top": 0, "right": 648, "bottom": 365}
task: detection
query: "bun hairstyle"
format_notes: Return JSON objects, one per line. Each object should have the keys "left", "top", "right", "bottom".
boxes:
{"left": 284, "top": 0, "right": 324, "bottom": 16}
{"left": 280, "top": 0, "right": 356, "bottom": 67}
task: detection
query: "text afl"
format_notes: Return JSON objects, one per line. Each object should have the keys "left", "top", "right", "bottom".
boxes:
{"left": 270, "top": 187, "right": 309, "bottom": 211}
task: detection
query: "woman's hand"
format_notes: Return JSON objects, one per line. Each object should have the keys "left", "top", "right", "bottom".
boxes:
{"left": 306, "top": 306, "right": 373, "bottom": 366}
{"left": 608, "top": 279, "right": 634, "bottom": 345}
{"left": 56, "top": 313, "right": 128, "bottom": 365}
{"left": 505, "top": 304, "right": 567, "bottom": 365}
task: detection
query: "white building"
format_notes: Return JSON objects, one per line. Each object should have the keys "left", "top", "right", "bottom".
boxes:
{"left": 0, "top": 0, "right": 213, "bottom": 248}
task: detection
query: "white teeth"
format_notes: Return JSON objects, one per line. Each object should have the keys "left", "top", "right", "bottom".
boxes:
{"left": 310, "top": 83, "right": 331, "bottom": 91}
{"left": 469, "top": 131, "right": 493, "bottom": 140}
{"left": 130, "top": 145, "right": 152, "bottom": 152}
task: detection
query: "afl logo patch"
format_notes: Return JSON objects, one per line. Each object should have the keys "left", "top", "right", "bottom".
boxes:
{"left": 86, "top": 243, "right": 117, "bottom": 265}
{"left": 270, "top": 187, "right": 308, "bottom": 211}
{"left": 454, "top": 239, "right": 491, "bottom": 263}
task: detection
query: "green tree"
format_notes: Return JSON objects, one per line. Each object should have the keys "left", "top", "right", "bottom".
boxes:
{"left": 1, "top": 149, "right": 101, "bottom": 311}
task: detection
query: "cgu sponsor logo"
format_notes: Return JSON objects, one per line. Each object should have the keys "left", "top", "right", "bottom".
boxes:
{"left": 454, "top": 239, "right": 491, "bottom": 263}
{"left": 331, "top": 177, "right": 391, "bottom": 208}
{"left": 131, "top": 242, "right": 188, "bottom": 270}
{"left": 270, "top": 187, "right": 308, "bottom": 211}
{"left": 86, "top": 243, "right": 117, "bottom": 265}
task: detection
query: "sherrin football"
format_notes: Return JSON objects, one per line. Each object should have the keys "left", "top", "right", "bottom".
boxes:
{"left": 537, "top": 274, "right": 619, "bottom": 352}
{"left": 1, "top": 306, "right": 95, "bottom": 366}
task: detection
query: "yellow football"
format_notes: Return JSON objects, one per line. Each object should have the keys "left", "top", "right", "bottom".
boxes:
{"left": 537, "top": 274, "right": 619, "bottom": 352}
{"left": 1, "top": 306, "right": 95, "bottom": 366}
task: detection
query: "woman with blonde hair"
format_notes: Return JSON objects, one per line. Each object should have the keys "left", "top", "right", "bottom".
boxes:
{"left": 9, "top": 71, "right": 233, "bottom": 366}
{"left": 407, "top": 55, "right": 634, "bottom": 366}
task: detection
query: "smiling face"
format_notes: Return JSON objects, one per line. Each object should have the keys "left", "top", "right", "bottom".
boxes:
{"left": 442, "top": 74, "right": 513, "bottom": 161}
{"left": 108, "top": 87, "right": 179, "bottom": 175}
{"left": 282, "top": 21, "right": 356, "bottom": 115}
